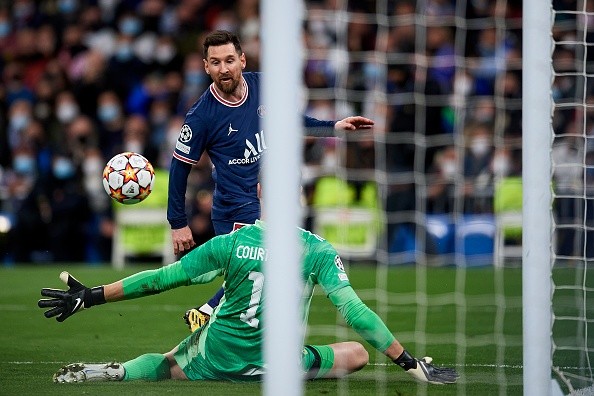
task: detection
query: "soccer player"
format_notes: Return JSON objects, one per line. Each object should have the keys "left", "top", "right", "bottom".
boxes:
{"left": 168, "top": 29, "right": 374, "bottom": 321}
{"left": 38, "top": 186, "right": 459, "bottom": 385}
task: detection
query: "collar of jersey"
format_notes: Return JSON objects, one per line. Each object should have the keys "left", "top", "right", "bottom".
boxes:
{"left": 209, "top": 77, "right": 248, "bottom": 107}
{"left": 254, "top": 219, "right": 265, "bottom": 228}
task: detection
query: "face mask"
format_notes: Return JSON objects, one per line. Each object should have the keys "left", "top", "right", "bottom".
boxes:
{"left": 155, "top": 45, "right": 175, "bottom": 63}
{"left": 125, "top": 140, "right": 142, "bottom": 154}
{"left": 0, "top": 21, "right": 11, "bottom": 38}
{"left": 185, "top": 71, "right": 204, "bottom": 86}
{"left": 151, "top": 111, "right": 168, "bottom": 125}
{"left": 58, "top": 0, "right": 77, "bottom": 14}
{"left": 10, "top": 113, "right": 30, "bottom": 130}
{"left": 115, "top": 45, "right": 133, "bottom": 62}
{"left": 441, "top": 160, "right": 457, "bottom": 179}
{"left": 56, "top": 103, "right": 79, "bottom": 123}
{"left": 13, "top": 155, "right": 35, "bottom": 175}
{"left": 83, "top": 158, "right": 102, "bottom": 175}
{"left": 492, "top": 156, "right": 510, "bottom": 177}
{"left": 119, "top": 18, "right": 142, "bottom": 36}
{"left": 98, "top": 104, "right": 120, "bottom": 123}
{"left": 470, "top": 137, "right": 490, "bottom": 157}
{"left": 53, "top": 158, "right": 76, "bottom": 180}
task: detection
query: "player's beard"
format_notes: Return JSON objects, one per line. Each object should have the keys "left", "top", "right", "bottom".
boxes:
{"left": 215, "top": 74, "right": 241, "bottom": 95}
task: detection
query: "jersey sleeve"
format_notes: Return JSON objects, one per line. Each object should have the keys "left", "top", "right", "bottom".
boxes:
{"left": 173, "top": 109, "right": 209, "bottom": 165}
{"left": 329, "top": 286, "right": 396, "bottom": 352}
{"left": 179, "top": 233, "right": 234, "bottom": 284}
{"left": 167, "top": 158, "right": 191, "bottom": 229}
{"left": 303, "top": 115, "right": 336, "bottom": 137}
{"left": 310, "top": 241, "right": 351, "bottom": 296}
{"left": 121, "top": 261, "right": 192, "bottom": 299}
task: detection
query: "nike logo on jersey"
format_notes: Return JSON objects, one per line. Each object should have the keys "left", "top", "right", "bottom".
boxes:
{"left": 72, "top": 298, "right": 83, "bottom": 313}
{"left": 228, "top": 124, "right": 238, "bottom": 136}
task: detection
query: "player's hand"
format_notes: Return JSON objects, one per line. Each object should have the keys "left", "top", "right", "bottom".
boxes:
{"left": 183, "top": 308, "right": 210, "bottom": 332}
{"left": 334, "top": 116, "right": 375, "bottom": 131}
{"left": 38, "top": 272, "right": 105, "bottom": 322}
{"left": 404, "top": 356, "right": 459, "bottom": 385}
{"left": 172, "top": 226, "right": 196, "bottom": 255}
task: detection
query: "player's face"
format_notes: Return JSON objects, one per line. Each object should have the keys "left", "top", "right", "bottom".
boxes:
{"left": 204, "top": 43, "right": 246, "bottom": 96}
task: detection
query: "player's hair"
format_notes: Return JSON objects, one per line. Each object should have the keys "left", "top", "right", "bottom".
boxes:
{"left": 203, "top": 30, "right": 243, "bottom": 58}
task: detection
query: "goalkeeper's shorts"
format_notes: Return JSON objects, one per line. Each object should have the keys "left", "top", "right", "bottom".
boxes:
{"left": 173, "top": 326, "right": 264, "bottom": 382}
{"left": 302, "top": 345, "right": 334, "bottom": 379}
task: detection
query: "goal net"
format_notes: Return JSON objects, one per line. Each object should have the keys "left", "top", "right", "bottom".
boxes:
{"left": 551, "top": 2, "right": 594, "bottom": 393}
{"left": 298, "top": 0, "right": 590, "bottom": 394}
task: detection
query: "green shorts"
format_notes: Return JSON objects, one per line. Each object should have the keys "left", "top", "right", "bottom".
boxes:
{"left": 302, "top": 344, "right": 335, "bottom": 379}
{"left": 173, "top": 328, "right": 263, "bottom": 382}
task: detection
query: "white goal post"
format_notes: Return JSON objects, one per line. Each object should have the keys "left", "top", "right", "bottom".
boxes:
{"left": 522, "top": 1, "right": 554, "bottom": 395}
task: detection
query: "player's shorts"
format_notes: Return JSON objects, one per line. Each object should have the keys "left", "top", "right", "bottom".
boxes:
{"left": 302, "top": 344, "right": 335, "bottom": 379}
{"left": 173, "top": 327, "right": 263, "bottom": 382}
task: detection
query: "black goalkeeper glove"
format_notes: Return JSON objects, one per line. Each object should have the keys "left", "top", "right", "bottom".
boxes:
{"left": 394, "top": 350, "right": 459, "bottom": 384}
{"left": 38, "top": 271, "right": 106, "bottom": 322}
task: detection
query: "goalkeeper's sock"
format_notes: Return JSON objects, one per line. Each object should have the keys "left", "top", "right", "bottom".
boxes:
{"left": 122, "top": 353, "right": 171, "bottom": 381}
{"left": 393, "top": 350, "right": 417, "bottom": 370}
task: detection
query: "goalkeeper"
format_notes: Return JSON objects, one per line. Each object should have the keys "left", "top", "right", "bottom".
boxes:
{"left": 38, "top": 186, "right": 459, "bottom": 385}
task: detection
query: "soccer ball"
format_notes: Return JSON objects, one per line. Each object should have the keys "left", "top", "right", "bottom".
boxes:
{"left": 102, "top": 152, "right": 155, "bottom": 205}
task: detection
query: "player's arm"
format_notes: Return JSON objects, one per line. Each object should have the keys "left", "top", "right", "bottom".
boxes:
{"left": 38, "top": 262, "right": 193, "bottom": 322}
{"left": 168, "top": 157, "right": 195, "bottom": 255}
{"left": 328, "top": 286, "right": 459, "bottom": 384}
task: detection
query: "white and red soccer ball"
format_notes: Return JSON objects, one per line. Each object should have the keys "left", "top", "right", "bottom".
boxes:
{"left": 102, "top": 152, "right": 155, "bottom": 204}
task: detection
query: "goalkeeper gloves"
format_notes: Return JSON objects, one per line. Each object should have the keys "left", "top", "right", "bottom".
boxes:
{"left": 38, "top": 271, "right": 106, "bottom": 322}
{"left": 393, "top": 350, "right": 459, "bottom": 384}
{"left": 183, "top": 308, "right": 210, "bottom": 332}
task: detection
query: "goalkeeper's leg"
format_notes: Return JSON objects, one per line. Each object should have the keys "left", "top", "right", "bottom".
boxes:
{"left": 53, "top": 353, "right": 186, "bottom": 383}
{"left": 302, "top": 342, "right": 368, "bottom": 380}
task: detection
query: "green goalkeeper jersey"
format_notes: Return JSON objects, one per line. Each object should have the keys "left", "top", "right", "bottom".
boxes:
{"left": 177, "top": 220, "right": 352, "bottom": 376}
{"left": 120, "top": 219, "right": 395, "bottom": 380}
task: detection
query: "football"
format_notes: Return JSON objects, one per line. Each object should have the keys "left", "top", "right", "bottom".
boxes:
{"left": 102, "top": 152, "right": 155, "bottom": 205}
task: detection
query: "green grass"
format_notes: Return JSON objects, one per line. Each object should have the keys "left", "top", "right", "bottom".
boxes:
{"left": 0, "top": 264, "right": 533, "bottom": 395}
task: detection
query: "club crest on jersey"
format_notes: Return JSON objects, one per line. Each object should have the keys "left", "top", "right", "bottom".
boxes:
{"left": 179, "top": 124, "right": 192, "bottom": 143}
{"left": 257, "top": 105, "right": 266, "bottom": 118}
{"left": 334, "top": 255, "right": 345, "bottom": 272}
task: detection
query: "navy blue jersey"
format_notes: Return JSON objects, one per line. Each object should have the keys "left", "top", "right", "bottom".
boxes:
{"left": 167, "top": 72, "right": 335, "bottom": 233}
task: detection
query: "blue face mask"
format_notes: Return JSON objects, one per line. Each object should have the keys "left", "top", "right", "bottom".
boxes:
{"left": 115, "top": 45, "right": 133, "bottom": 62}
{"left": 13, "top": 155, "right": 36, "bottom": 175}
{"left": 0, "top": 21, "right": 11, "bottom": 38}
{"left": 98, "top": 104, "right": 120, "bottom": 122}
{"left": 53, "top": 158, "right": 76, "bottom": 180}
{"left": 119, "top": 18, "right": 142, "bottom": 36}
{"left": 58, "top": 0, "right": 77, "bottom": 14}
{"left": 185, "top": 71, "right": 204, "bottom": 86}
{"left": 10, "top": 114, "right": 30, "bottom": 130}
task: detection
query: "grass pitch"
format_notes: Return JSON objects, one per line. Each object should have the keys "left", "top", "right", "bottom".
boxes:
{"left": 0, "top": 264, "right": 528, "bottom": 395}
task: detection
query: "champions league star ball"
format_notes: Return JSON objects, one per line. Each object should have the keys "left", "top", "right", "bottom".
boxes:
{"left": 102, "top": 152, "right": 155, "bottom": 204}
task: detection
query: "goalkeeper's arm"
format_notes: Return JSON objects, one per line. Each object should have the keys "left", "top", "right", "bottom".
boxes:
{"left": 329, "top": 286, "right": 459, "bottom": 384}
{"left": 38, "top": 262, "right": 192, "bottom": 322}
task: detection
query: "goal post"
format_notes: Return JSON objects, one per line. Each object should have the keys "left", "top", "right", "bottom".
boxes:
{"left": 522, "top": 1, "right": 554, "bottom": 395}
{"left": 261, "top": 0, "right": 304, "bottom": 395}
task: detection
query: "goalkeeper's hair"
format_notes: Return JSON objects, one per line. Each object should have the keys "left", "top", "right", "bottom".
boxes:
{"left": 203, "top": 30, "right": 243, "bottom": 58}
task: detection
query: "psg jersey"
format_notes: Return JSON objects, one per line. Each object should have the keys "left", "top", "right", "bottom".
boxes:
{"left": 173, "top": 72, "right": 264, "bottom": 222}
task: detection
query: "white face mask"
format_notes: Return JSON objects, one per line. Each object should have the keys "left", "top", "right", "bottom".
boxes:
{"left": 125, "top": 140, "right": 143, "bottom": 155}
{"left": 441, "top": 160, "right": 457, "bottom": 179}
{"left": 492, "top": 156, "right": 510, "bottom": 176}
{"left": 470, "top": 137, "right": 490, "bottom": 157}
{"left": 56, "top": 103, "right": 79, "bottom": 123}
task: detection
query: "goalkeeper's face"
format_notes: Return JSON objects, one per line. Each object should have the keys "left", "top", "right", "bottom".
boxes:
{"left": 204, "top": 43, "right": 246, "bottom": 96}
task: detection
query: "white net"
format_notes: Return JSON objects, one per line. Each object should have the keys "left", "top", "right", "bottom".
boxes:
{"left": 301, "top": 0, "right": 524, "bottom": 394}
{"left": 551, "top": 2, "right": 594, "bottom": 393}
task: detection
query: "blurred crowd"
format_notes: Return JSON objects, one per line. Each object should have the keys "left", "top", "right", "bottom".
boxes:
{"left": 0, "top": 0, "right": 589, "bottom": 264}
